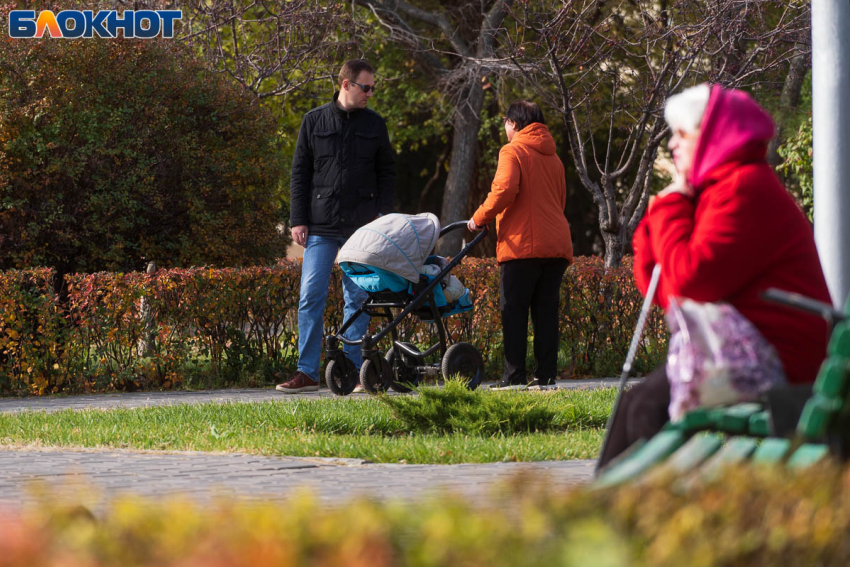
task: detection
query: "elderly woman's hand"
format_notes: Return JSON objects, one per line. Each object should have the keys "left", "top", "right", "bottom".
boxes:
{"left": 659, "top": 179, "right": 694, "bottom": 199}
{"left": 467, "top": 218, "right": 483, "bottom": 232}
{"left": 649, "top": 174, "right": 694, "bottom": 211}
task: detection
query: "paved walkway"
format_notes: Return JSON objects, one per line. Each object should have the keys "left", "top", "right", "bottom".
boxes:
{"left": 0, "top": 448, "right": 595, "bottom": 509}
{"left": 0, "top": 381, "right": 621, "bottom": 509}
{"left": 0, "top": 378, "right": 631, "bottom": 414}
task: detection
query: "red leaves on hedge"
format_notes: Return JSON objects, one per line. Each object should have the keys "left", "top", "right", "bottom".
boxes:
{"left": 0, "top": 257, "right": 667, "bottom": 395}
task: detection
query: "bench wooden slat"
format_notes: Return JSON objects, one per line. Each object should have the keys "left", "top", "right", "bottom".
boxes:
{"left": 787, "top": 443, "right": 830, "bottom": 469}
{"left": 752, "top": 438, "right": 791, "bottom": 464}
{"left": 698, "top": 437, "right": 759, "bottom": 480}
{"left": 597, "top": 430, "right": 686, "bottom": 487}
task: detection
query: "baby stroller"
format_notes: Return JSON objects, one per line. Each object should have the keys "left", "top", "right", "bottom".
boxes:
{"left": 324, "top": 213, "right": 488, "bottom": 395}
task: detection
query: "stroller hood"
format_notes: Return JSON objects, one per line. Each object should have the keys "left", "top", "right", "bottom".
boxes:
{"left": 337, "top": 213, "right": 441, "bottom": 283}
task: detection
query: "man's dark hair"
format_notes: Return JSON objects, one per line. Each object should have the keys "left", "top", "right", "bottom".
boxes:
{"left": 505, "top": 100, "right": 546, "bottom": 132}
{"left": 338, "top": 60, "right": 374, "bottom": 87}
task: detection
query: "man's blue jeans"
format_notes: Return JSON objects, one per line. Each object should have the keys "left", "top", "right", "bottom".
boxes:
{"left": 297, "top": 234, "right": 370, "bottom": 381}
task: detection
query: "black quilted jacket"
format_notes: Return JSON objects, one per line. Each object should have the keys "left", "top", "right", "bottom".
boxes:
{"left": 289, "top": 92, "right": 396, "bottom": 238}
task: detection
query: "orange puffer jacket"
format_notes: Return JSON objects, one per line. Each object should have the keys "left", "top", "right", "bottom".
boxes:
{"left": 471, "top": 123, "right": 573, "bottom": 264}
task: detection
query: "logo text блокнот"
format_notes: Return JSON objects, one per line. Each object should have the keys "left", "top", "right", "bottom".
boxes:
{"left": 8, "top": 10, "right": 182, "bottom": 39}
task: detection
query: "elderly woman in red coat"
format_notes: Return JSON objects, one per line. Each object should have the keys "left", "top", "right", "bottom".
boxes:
{"left": 598, "top": 84, "right": 833, "bottom": 467}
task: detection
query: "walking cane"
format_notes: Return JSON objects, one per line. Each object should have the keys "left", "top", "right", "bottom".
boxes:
{"left": 595, "top": 263, "right": 662, "bottom": 476}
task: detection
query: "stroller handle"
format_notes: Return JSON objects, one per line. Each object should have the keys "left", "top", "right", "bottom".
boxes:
{"left": 440, "top": 220, "right": 489, "bottom": 237}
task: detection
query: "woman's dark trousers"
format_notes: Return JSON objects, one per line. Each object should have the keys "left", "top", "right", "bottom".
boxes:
{"left": 597, "top": 366, "right": 671, "bottom": 469}
{"left": 500, "top": 257, "right": 569, "bottom": 384}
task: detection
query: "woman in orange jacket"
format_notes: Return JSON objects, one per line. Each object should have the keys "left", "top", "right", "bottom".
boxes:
{"left": 468, "top": 101, "right": 574, "bottom": 389}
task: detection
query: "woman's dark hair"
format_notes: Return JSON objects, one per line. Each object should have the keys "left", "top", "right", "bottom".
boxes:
{"left": 505, "top": 100, "right": 545, "bottom": 132}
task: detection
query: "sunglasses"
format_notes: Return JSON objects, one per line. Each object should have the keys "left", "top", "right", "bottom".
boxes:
{"left": 350, "top": 80, "right": 375, "bottom": 94}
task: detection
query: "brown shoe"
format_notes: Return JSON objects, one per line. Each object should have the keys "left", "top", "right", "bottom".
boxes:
{"left": 275, "top": 371, "right": 319, "bottom": 393}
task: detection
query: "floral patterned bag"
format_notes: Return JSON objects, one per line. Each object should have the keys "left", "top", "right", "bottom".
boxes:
{"left": 666, "top": 297, "right": 786, "bottom": 421}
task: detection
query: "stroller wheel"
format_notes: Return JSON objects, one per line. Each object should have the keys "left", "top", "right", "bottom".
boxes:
{"left": 325, "top": 357, "right": 358, "bottom": 396}
{"left": 441, "top": 342, "right": 484, "bottom": 390}
{"left": 360, "top": 355, "right": 393, "bottom": 394}
{"left": 385, "top": 343, "right": 422, "bottom": 393}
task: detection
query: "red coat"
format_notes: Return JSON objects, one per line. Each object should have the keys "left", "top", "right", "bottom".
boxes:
{"left": 633, "top": 86, "right": 832, "bottom": 384}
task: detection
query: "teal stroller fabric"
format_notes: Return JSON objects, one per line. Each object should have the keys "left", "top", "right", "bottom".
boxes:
{"left": 337, "top": 214, "right": 473, "bottom": 319}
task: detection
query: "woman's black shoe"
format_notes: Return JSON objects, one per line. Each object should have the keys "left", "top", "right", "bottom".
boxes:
{"left": 491, "top": 376, "right": 527, "bottom": 390}
{"left": 527, "top": 377, "right": 556, "bottom": 390}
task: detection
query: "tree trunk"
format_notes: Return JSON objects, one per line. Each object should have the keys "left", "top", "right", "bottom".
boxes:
{"left": 602, "top": 229, "right": 625, "bottom": 268}
{"left": 138, "top": 261, "right": 157, "bottom": 357}
{"left": 50, "top": 268, "right": 69, "bottom": 313}
{"left": 768, "top": 50, "right": 809, "bottom": 167}
{"left": 436, "top": 80, "right": 485, "bottom": 256}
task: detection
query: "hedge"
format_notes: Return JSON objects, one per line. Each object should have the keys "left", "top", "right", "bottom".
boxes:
{"left": 3, "top": 463, "right": 849, "bottom": 566}
{"left": 0, "top": 256, "right": 667, "bottom": 395}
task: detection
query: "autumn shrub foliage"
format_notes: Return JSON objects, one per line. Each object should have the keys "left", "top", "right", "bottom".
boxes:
{"left": 0, "top": 256, "right": 666, "bottom": 395}
{"left": 0, "top": 265, "right": 303, "bottom": 394}
{"left": 4, "top": 463, "right": 850, "bottom": 566}
{"left": 0, "top": 36, "right": 284, "bottom": 274}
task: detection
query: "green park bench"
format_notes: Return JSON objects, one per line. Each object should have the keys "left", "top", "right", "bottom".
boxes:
{"left": 596, "top": 289, "right": 850, "bottom": 487}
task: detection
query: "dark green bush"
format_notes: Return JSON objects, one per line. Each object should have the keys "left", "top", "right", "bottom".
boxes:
{"left": 0, "top": 37, "right": 284, "bottom": 274}
{"left": 379, "top": 378, "right": 613, "bottom": 435}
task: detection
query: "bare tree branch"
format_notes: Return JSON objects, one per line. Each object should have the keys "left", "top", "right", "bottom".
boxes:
{"left": 513, "top": 0, "right": 810, "bottom": 266}
{"left": 170, "top": 0, "right": 357, "bottom": 99}
{"left": 347, "top": 0, "right": 514, "bottom": 254}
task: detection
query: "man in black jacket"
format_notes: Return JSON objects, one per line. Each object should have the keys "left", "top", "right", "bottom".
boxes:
{"left": 277, "top": 59, "right": 396, "bottom": 393}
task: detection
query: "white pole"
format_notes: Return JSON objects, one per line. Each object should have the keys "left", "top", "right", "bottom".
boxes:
{"left": 812, "top": 0, "right": 850, "bottom": 309}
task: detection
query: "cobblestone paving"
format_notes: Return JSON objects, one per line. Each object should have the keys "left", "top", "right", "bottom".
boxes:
{"left": 0, "top": 448, "right": 596, "bottom": 509}
{"left": 0, "top": 381, "right": 619, "bottom": 508}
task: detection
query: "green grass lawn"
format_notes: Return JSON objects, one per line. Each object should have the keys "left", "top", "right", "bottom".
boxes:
{"left": 0, "top": 383, "right": 615, "bottom": 464}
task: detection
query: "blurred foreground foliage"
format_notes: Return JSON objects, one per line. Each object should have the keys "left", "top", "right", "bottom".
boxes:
{"left": 7, "top": 462, "right": 850, "bottom": 566}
